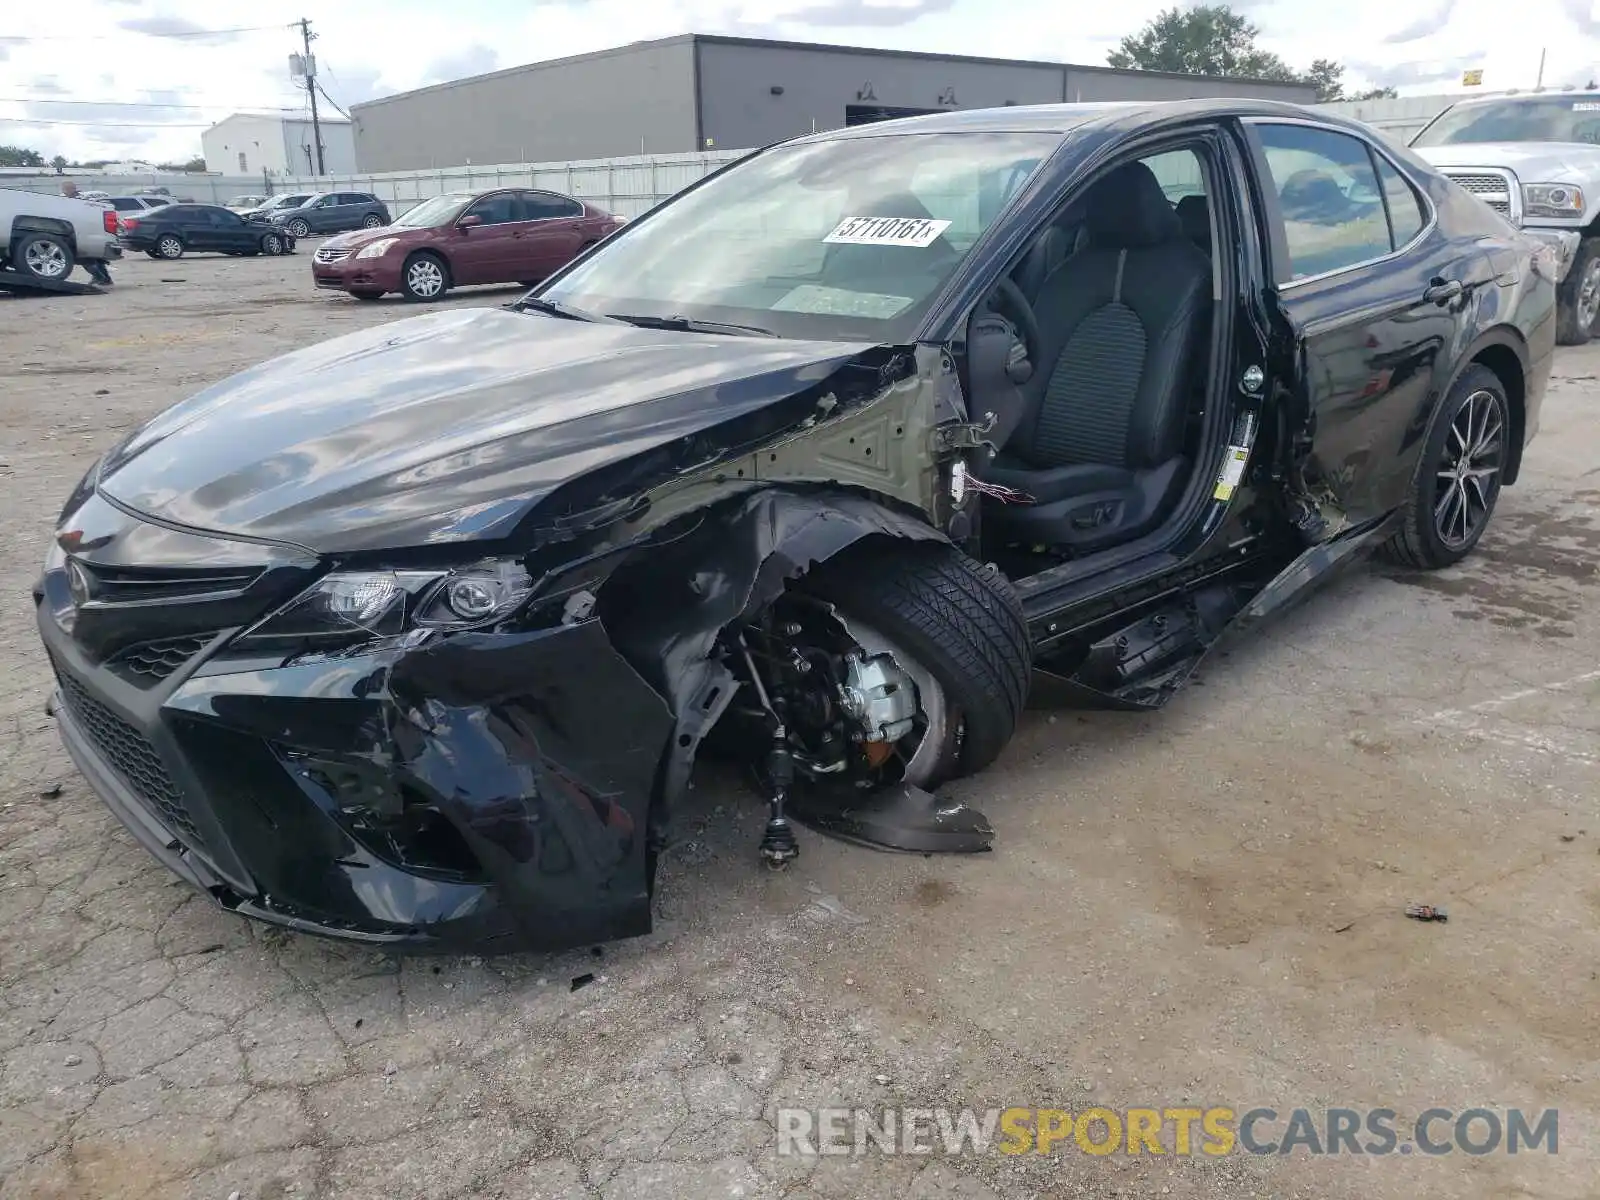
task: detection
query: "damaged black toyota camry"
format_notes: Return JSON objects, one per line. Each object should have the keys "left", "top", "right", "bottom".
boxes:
{"left": 37, "top": 99, "right": 1554, "bottom": 953}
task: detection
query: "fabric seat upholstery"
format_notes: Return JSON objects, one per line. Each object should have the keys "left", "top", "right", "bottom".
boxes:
{"left": 983, "top": 161, "right": 1212, "bottom": 553}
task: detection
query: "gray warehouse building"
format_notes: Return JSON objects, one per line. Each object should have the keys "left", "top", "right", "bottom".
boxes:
{"left": 350, "top": 34, "right": 1318, "bottom": 172}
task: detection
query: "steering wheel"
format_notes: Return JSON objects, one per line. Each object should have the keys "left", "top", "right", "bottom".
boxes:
{"left": 983, "top": 275, "right": 1040, "bottom": 381}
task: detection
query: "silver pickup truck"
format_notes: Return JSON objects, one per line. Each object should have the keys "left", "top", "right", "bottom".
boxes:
{"left": 1413, "top": 90, "right": 1600, "bottom": 344}
{"left": 0, "top": 187, "right": 123, "bottom": 284}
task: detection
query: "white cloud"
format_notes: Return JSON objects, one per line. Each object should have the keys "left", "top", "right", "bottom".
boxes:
{"left": 2, "top": 0, "right": 1598, "bottom": 165}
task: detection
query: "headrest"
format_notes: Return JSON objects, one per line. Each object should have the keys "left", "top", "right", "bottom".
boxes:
{"left": 1085, "top": 161, "right": 1184, "bottom": 248}
{"left": 1175, "top": 193, "right": 1210, "bottom": 243}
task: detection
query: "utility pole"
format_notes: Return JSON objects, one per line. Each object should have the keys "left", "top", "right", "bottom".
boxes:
{"left": 298, "top": 17, "right": 325, "bottom": 176}
{"left": 1536, "top": 47, "right": 1547, "bottom": 90}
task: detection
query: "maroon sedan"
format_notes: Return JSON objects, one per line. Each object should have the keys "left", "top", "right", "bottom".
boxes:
{"left": 311, "top": 188, "right": 622, "bottom": 302}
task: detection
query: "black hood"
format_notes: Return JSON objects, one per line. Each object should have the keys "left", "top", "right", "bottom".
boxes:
{"left": 96, "top": 307, "right": 877, "bottom": 554}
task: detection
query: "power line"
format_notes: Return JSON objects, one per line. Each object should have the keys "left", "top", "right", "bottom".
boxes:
{"left": 0, "top": 97, "right": 301, "bottom": 110}
{"left": 0, "top": 24, "right": 291, "bottom": 43}
{"left": 0, "top": 117, "right": 214, "bottom": 128}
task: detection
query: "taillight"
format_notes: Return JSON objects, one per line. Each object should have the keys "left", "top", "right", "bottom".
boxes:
{"left": 120, "top": 217, "right": 138, "bottom": 233}
{"left": 103, "top": 209, "right": 118, "bottom": 234}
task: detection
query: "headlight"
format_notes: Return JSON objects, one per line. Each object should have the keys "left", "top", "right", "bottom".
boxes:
{"left": 355, "top": 237, "right": 397, "bottom": 259}
{"left": 235, "top": 560, "right": 534, "bottom": 650}
{"left": 1522, "top": 182, "right": 1585, "bottom": 219}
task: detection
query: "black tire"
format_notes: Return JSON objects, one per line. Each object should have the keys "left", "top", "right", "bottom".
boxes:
{"left": 400, "top": 252, "right": 449, "bottom": 302}
{"left": 286, "top": 219, "right": 311, "bottom": 239}
{"left": 260, "top": 232, "right": 285, "bottom": 256}
{"left": 1556, "top": 236, "right": 1600, "bottom": 345}
{"left": 1378, "top": 363, "right": 1510, "bottom": 570}
{"left": 155, "top": 233, "right": 184, "bottom": 260}
{"left": 12, "top": 231, "right": 76, "bottom": 281}
{"left": 350, "top": 290, "right": 384, "bottom": 301}
{"left": 361, "top": 214, "right": 384, "bottom": 229}
{"left": 802, "top": 541, "right": 1031, "bottom": 785}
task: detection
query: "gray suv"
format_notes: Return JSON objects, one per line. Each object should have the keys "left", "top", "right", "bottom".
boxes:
{"left": 269, "top": 191, "right": 390, "bottom": 238}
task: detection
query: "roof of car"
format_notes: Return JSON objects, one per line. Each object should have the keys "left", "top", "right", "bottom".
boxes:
{"left": 799, "top": 97, "right": 1350, "bottom": 141}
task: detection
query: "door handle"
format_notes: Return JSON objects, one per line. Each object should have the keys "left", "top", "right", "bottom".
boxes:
{"left": 1423, "top": 277, "right": 1462, "bottom": 304}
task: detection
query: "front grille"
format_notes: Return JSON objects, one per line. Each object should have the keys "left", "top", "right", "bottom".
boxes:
{"left": 315, "top": 247, "right": 352, "bottom": 264}
{"left": 106, "top": 633, "right": 214, "bottom": 688}
{"left": 1443, "top": 170, "right": 1514, "bottom": 217}
{"left": 53, "top": 663, "right": 202, "bottom": 847}
{"left": 75, "top": 561, "right": 261, "bottom": 605}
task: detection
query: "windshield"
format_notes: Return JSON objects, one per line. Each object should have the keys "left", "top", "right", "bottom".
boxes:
{"left": 261, "top": 194, "right": 310, "bottom": 211}
{"left": 392, "top": 193, "right": 474, "bottom": 228}
{"left": 540, "top": 131, "right": 1059, "bottom": 341}
{"left": 1414, "top": 97, "right": 1600, "bottom": 146}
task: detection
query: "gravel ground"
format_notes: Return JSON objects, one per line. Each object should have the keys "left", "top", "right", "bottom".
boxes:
{"left": 1, "top": 250, "right": 1597, "bottom": 1200}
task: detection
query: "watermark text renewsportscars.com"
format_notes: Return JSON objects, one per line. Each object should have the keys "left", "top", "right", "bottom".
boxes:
{"left": 775, "top": 1106, "right": 1559, "bottom": 1158}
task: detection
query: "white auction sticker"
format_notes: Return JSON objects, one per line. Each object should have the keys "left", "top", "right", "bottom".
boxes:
{"left": 1575, "top": 102, "right": 1600, "bottom": 111}
{"left": 823, "top": 216, "right": 952, "bottom": 247}
{"left": 1211, "top": 445, "right": 1251, "bottom": 501}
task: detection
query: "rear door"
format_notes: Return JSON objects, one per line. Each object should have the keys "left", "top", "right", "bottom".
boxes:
{"left": 520, "top": 191, "right": 588, "bottom": 278}
{"left": 1246, "top": 119, "right": 1468, "bottom": 536}
{"left": 450, "top": 192, "right": 522, "bottom": 284}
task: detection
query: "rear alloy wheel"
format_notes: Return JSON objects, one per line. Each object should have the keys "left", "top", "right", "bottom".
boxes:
{"left": 1379, "top": 364, "right": 1509, "bottom": 569}
{"left": 361, "top": 214, "right": 384, "bottom": 229}
{"left": 1556, "top": 236, "right": 1600, "bottom": 345}
{"left": 13, "top": 231, "right": 75, "bottom": 280}
{"left": 287, "top": 219, "right": 311, "bottom": 238}
{"left": 401, "top": 253, "right": 448, "bottom": 302}
{"left": 260, "top": 232, "right": 284, "bottom": 256}
{"left": 155, "top": 233, "right": 184, "bottom": 260}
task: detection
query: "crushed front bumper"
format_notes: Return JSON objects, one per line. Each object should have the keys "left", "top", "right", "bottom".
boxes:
{"left": 39, "top": 600, "right": 673, "bottom": 954}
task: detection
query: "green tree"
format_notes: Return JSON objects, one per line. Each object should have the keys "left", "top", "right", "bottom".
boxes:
{"left": 50, "top": 154, "right": 68, "bottom": 174}
{"left": 0, "top": 145, "right": 46, "bottom": 168}
{"left": 1305, "top": 58, "right": 1345, "bottom": 101}
{"left": 1353, "top": 86, "right": 1399, "bottom": 100}
{"left": 1107, "top": 4, "right": 1299, "bottom": 80}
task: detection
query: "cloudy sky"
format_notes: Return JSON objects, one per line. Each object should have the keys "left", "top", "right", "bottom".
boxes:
{"left": 4, "top": 0, "right": 1600, "bottom": 164}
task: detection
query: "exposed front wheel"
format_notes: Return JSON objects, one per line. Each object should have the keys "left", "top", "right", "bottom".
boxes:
{"left": 1556, "top": 236, "right": 1600, "bottom": 345}
{"left": 1379, "top": 363, "right": 1509, "bottom": 570}
{"left": 751, "top": 542, "right": 1031, "bottom": 791}
{"left": 400, "top": 252, "right": 448, "bottom": 301}
{"left": 260, "top": 232, "right": 285, "bottom": 256}
{"left": 287, "top": 219, "right": 311, "bottom": 238}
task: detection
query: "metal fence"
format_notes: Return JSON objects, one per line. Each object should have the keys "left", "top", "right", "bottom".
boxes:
{"left": 0, "top": 149, "right": 749, "bottom": 220}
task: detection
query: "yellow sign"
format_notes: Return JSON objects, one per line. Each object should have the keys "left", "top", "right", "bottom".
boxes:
{"left": 1463, "top": 69, "right": 1484, "bottom": 86}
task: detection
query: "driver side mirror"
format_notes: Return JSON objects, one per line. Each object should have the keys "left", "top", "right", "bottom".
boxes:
{"left": 457, "top": 214, "right": 483, "bottom": 231}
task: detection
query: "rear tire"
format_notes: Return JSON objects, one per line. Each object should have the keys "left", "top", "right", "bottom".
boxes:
{"left": 1556, "top": 236, "right": 1600, "bottom": 345}
{"left": 12, "top": 231, "right": 75, "bottom": 281}
{"left": 155, "top": 233, "right": 184, "bottom": 260}
{"left": 802, "top": 541, "right": 1031, "bottom": 785}
{"left": 1378, "top": 363, "right": 1510, "bottom": 570}
{"left": 361, "top": 214, "right": 384, "bottom": 229}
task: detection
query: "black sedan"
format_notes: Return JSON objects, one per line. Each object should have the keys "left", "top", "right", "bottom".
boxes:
{"left": 120, "top": 203, "right": 295, "bottom": 259}
{"left": 36, "top": 99, "right": 1554, "bottom": 955}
